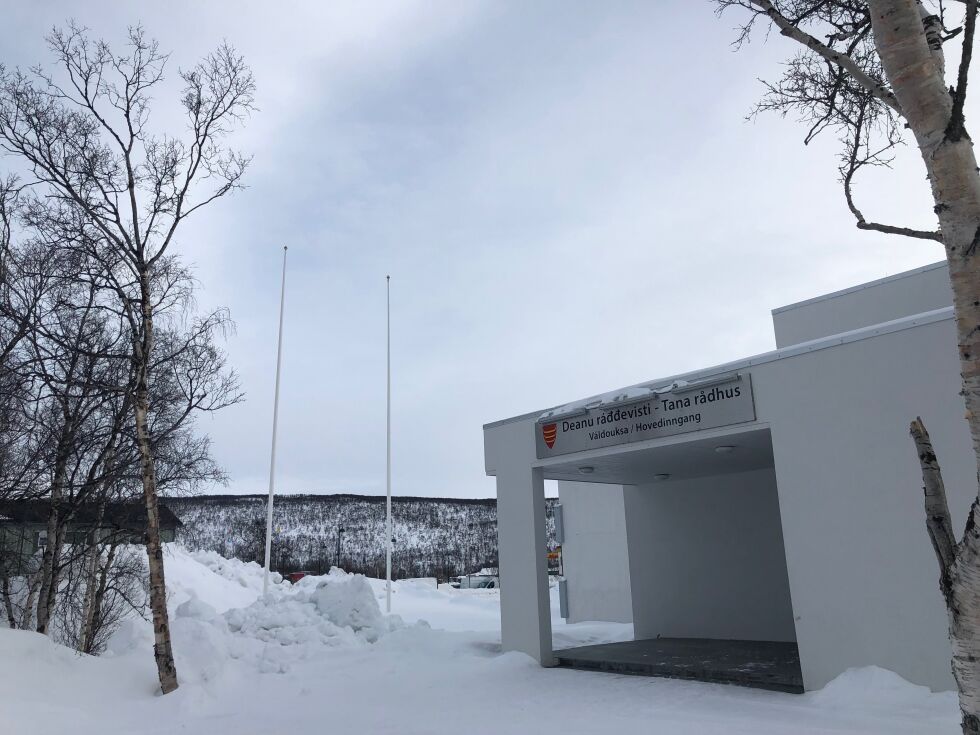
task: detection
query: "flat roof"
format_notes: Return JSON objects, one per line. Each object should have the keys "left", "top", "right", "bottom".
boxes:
{"left": 483, "top": 305, "right": 953, "bottom": 430}
{"left": 770, "top": 260, "right": 947, "bottom": 315}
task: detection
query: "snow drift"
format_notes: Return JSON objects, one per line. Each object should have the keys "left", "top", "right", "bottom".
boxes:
{"left": 0, "top": 545, "right": 961, "bottom": 735}
{"left": 154, "top": 556, "right": 414, "bottom": 681}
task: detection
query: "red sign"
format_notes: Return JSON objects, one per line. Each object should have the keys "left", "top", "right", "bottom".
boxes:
{"left": 542, "top": 423, "right": 557, "bottom": 449}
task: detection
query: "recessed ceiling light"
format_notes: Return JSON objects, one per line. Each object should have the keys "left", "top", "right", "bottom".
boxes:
{"left": 653, "top": 473, "right": 671, "bottom": 481}
{"left": 714, "top": 445, "right": 736, "bottom": 454}
{"left": 578, "top": 466, "right": 595, "bottom": 475}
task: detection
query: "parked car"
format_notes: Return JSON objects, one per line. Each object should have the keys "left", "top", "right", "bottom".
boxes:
{"left": 455, "top": 574, "right": 499, "bottom": 590}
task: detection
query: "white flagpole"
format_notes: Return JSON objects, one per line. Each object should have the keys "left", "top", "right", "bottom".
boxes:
{"left": 385, "top": 275, "right": 392, "bottom": 613}
{"left": 263, "top": 246, "right": 288, "bottom": 596}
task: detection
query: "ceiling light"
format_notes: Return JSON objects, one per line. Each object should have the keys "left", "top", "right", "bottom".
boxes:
{"left": 578, "top": 466, "right": 595, "bottom": 475}
{"left": 653, "top": 473, "right": 671, "bottom": 481}
{"left": 714, "top": 445, "right": 736, "bottom": 454}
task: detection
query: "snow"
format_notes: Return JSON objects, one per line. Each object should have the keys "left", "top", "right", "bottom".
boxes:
{"left": 312, "top": 573, "right": 390, "bottom": 640}
{"left": 163, "top": 549, "right": 269, "bottom": 613}
{"left": 0, "top": 545, "right": 960, "bottom": 734}
{"left": 539, "top": 378, "right": 691, "bottom": 420}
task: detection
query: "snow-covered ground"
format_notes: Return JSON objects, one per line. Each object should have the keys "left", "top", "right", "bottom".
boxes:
{"left": 0, "top": 545, "right": 960, "bottom": 734}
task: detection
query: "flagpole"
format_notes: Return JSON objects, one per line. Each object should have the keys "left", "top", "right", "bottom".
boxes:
{"left": 385, "top": 275, "right": 392, "bottom": 613}
{"left": 263, "top": 246, "right": 288, "bottom": 596}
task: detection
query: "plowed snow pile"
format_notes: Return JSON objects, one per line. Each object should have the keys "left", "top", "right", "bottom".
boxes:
{"left": 171, "top": 571, "right": 411, "bottom": 679}
{"left": 109, "top": 551, "right": 421, "bottom": 683}
{"left": 159, "top": 549, "right": 271, "bottom": 614}
{"left": 0, "top": 545, "right": 961, "bottom": 735}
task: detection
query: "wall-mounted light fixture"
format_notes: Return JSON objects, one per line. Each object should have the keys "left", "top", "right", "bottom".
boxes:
{"left": 714, "top": 445, "right": 736, "bottom": 454}
{"left": 578, "top": 466, "right": 595, "bottom": 475}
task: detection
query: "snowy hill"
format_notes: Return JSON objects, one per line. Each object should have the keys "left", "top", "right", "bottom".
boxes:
{"left": 165, "top": 494, "right": 559, "bottom": 580}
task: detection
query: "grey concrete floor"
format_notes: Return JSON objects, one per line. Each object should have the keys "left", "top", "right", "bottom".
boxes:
{"left": 554, "top": 637, "right": 804, "bottom": 693}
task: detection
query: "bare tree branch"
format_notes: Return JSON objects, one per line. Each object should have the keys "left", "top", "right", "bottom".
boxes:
{"left": 842, "top": 100, "right": 945, "bottom": 240}
{"left": 722, "top": 0, "right": 903, "bottom": 113}
{"left": 948, "top": 0, "right": 978, "bottom": 140}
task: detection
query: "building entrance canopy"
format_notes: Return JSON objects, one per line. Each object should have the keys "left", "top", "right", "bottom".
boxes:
{"left": 537, "top": 425, "right": 773, "bottom": 485}
{"left": 484, "top": 262, "right": 973, "bottom": 692}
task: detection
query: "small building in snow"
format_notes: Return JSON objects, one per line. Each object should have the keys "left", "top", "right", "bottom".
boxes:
{"left": 0, "top": 500, "right": 182, "bottom": 575}
{"left": 483, "top": 261, "right": 971, "bottom": 692}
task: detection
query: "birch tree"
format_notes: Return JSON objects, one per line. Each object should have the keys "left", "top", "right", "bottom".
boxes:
{"left": 27, "top": 275, "right": 124, "bottom": 634}
{"left": 715, "top": 1, "right": 980, "bottom": 730}
{"left": 0, "top": 25, "right": 254, "bottom": 693}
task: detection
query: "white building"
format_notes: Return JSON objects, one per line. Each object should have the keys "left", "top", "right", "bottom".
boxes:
{"left": 483, "top": 261, "right": 971, "bottom": 692}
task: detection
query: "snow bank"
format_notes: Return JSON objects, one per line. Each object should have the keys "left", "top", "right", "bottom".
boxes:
{"left": 0, "top": 548, "right": 961, "bottom": 735}
{"left": 313, "top": 573, "right": 389, "bottom": 641}
{"left": 807, "top": 665, "right": 955, "bottom": 711}
{"left": 99, "top": 548, "right": 414, "bottom": 684}
{"left": 167, "top": 569, "right": 411, "bottom": 682}
{"left": 162, "top": 546, "right": 269, "bottom": 614}
{"left": 187, "top": 548, "right": 281, "bottom": 589}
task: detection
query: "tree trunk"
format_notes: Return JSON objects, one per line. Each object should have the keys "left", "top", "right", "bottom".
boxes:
{"left": 953, "top": 505, "right": 980, "bottom": 735}
{"left": 83, "top": 538, "right": 117, "bottom": 654}
{"left": 78, "top": 502, "right": 106, "bottom": 653}
{"left": 0, "top": 560, "right": 16, "bottom": 629}
{"left": 33, "top": 528, "right": 54, "bottom": 632}
{"left": 19, "top": 572, "right": 39, "bottom": 630}
{"left": 78, "top": 539, "right": 100, "bottom": 651}
{"left": 134, "top": 274, "right": 178, "bottom": 694}
{"left": 869, "top": 2, "right": 980, "bottom": 468}
{"left": 35, "top": 444, "right": 70, "bottom": 634}
{"left": 36, "top": 520, "right": 67, "bottom": 635}
{"left": 912, "top": 418, "right": 980, "bottom": 734}
{"left": 869, "top": 2, "right": 980, "bottom": 731}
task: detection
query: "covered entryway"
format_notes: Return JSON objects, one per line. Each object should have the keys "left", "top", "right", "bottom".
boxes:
{"left": 486, "top": 268, "right": 972, "bottom": 692}
{"left": 546, "top": 426, "right": 802, "bottom": 692}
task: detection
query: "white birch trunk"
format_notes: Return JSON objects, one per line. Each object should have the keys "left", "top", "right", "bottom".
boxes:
{"left": 78, "top": 506, "right": 106, "bottom": 654}
{"left": 19, "top": 572, "right": 39, "bottom": 630}
{"left": 84, "top": 540, "right": 118, "bottom": 654}
{"left": 134, "top": 275, "right": 178, "bottom": 694}
{"left": 36, "top": 521, "right": 66, "bottom": 635}
{"left": 35, "top": 472, "right": 67, "bottom": 635}
{"left": 867, "top": 3, "right": 980, "bottom": 731}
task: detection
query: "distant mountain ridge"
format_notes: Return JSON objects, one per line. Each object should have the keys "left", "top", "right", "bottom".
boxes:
{"left": 165, "top": 493, "right": 558, "bottom": 581}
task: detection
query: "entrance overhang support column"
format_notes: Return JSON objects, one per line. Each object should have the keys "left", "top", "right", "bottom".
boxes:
{"left": 485, "top": 419, "right": 554, "bottom": 665}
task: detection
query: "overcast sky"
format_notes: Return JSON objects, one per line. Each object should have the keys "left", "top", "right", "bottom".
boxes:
{"left": 0, "top": 2, "right": 952, "bottom": 498}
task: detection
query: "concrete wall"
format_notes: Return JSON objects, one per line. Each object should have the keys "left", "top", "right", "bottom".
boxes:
{"left": 771, "top": 262, "right": 951, "bottom": 348}
{"left": 556, "top": 481, "right": 632, "bottom": 624}
{"left": 484, "top": 418, "right": 554, "bottom": 665}
{"left": 752, "top": 314, "right": 973, "bottom": 690}
{"left": 622, "top": 467, "right": 797, "bottom": 643}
